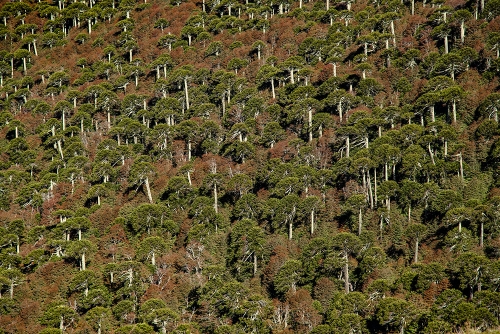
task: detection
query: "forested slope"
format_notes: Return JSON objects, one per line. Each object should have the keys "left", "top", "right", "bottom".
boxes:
{"left": 0, "top": 0, "right": 500, "bottom": 332}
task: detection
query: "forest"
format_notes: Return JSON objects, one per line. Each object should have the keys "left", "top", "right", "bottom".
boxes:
{"left": 0, "top": 0, "right": 500, "bottom": 332}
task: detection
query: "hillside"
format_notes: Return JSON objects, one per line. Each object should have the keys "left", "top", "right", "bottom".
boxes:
{"left": 0, "top": 0, "right": 500, "bottom": 332}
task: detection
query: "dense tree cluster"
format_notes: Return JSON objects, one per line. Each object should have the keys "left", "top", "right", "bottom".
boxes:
{"left": 0, "top": 0, "right": 500, "bottom": 332}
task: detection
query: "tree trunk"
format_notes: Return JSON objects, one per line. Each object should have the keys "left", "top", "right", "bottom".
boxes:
{"left": 145, "top": 177, "right": 153, "bottom": 204}
{"left": 271, "top": 77, "right": 276, "bottom": 99}
{"left": 81, "top": 252, "right": 86, "bottom": 270}
{"left": 214, "top": 183, "right": 218, "bottom": 214}
{"left": 184, "top": 78, "right": 190, "bottom": 109}
{"left": 253, "top": 253, "right": 257, "bottom": 276}
{"left": 310, "top": 209, "right": 315, "bottom": 234}
{"left": 57, "top": 140, "right": 64, "bottom": 160}
{"left": 452, "top": 100, "right": 457, "bottom": 124}
{"left": 151, "top": 251, "right": 155, "bottom": 266}
{"left": 288, "top": 221, "right": 293, "bottom": 240}
{"left": 344, "top": 254, "right": 350, "bottom": 293}
{"left": 444, "top": 35, "right": 449, "bottom": 54}
{"left": 459, "top": 152, "right": 463, "bottom": 179}
{"left": 367, "top": 170, "right": 374, "bottom": 209}
{"left": 358, "top": 207, "right": 363, "bottom": 236}
{"left": 414, "top": 239, "right": 419, "bottom": 263}
{"left": 346, "top": 136, "right": 350, "bottom": 157}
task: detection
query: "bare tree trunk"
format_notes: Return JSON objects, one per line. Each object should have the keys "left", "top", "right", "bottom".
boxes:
{"left": 414, "top": 239, "right": 419, "bottom": 263}
{"left": 145, "top": 177, "right": 153, "bottom": 203}
{"left": 344, "top": 254, "right": 350, "bottom": 293}
{"left": 184, "top": 78, "right": 190, "bottom": 109}
{"left": 253, "top": 253, "right": 257, "bottom": 276}
{"left": 271, "top": 78, "right": 276, "bottom": 99}
{"left": 214, "top": 183, "right": 218, "bottom": 214}
{"left": 358, "top": 207, "right": 363, "bottom": 236}
{"left": 81, "top": 252, "right": 86, "bottom": 270}
{"left": 310, "top": 209, "right": 315, "bottom": 234}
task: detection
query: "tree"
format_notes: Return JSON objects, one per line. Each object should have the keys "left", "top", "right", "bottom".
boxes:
{"left": 176, "top": 120, "right": 199, "bottom": 161}
{"left": 136, "top": 236, "right": 170, "bottom": 266}
{"left": 86, "top": 307, "right": 111, "bottom": 334}
{"left": 170, "top": 66, "right": 194, "bottom": 109}
{"left": 256, "top": 64, "right": 280, "bottom": 99}
{"left": 65, "top": 239, "right": 97, "bottom": 271}
{"left": 274, "top": 259, "right": 302, "bottom": 296}
{"left": 344, "top": 194, "right": 368, "bottom": 236}
{"left": 280, "top": 56, "right": 303, "bottom": 84}
{"left": 432, "top": 24, "right": 452, "bottom": 54}
{"left": 376, "top": 297, "right": 417, "bottom": 334}
{"left": 128, "top": 160, "right": 156, "bottom": 204}
{"left": 127, "top": 204, "right": 175, "bottom": 236}
{"left": 158, "top": 33, "right": 177, "bottom": 51}
{"left": 40, "top": 303, "right": 78, "bottom": 332}
{"left": 480, "top": 93, "right": 500, "bottom": 122}
{"left": 154, "top": 18, "right": 170, "bottom": 33}
{"left": 0, "top": 268, "right": 24, "bottom": 299}
{"left": 449, "top": 252, "right": 488, "bottom": 299}
{"left": 228, "top": 219, "right": 266, "bottom": 277}
{"left": 331, "top": 232, "right": 361, "bottom": 294}
{"left": 14, "top": 48, "right": 30, "bottom": 76}
{"left": 140, "top": 299, "right": 179, "bottom": 334}
{"left": 251, "top": 40, "right": 266, "bottom": 60}
{"left": 405, "top": 224, "right": 428, "bottom": 264}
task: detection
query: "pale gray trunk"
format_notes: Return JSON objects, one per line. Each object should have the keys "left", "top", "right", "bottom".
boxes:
{"left": 367, "top": 170, "right": 374, "bottom": 209}
{"left": 459, "top": 152, "right": 463, "bottom": 179}
{"left": 288, "top": 221, "right": 293, "bottom": 240}
{"left": 81, "top": 252, "right": 86, "bottom": 270}
{"left": 414, "top": 239, "right": 419, "bottom": 263}
{"left": 145, "top": 177, "right": 153, "bottom": 203}
{"left": 214, "top": 183, "right": 218, "bottom": 213}
{"left": 346, "top": 136, "right": 350, "bottom": 157}
{"left": 452, "top": 100, "right": 457, "bottom": 124}
{"left": 344, "top": 254, "right": 350, "bottom": 293}
{"left": 271, "top": 78, "right": 276, "bottom": 99}
{"left": 253, "top": 253, "right": 257, "bottom": 276}
{"left": 57, "top": 140, "right": 64, "bottom": 160}
{"left": 428, "top": 143, "right": 435, "bottom": 165}
{"left": 184, "top": 78, "right": 190, "bottom": 109}
{"left": 310, "top": 209, "right": 315, "bottom": 234}
{"left": 358, "top": 207, "right": 362, "bottom": 235}
{"left": 460, "top": 21, "right": 465, "bottom": 43}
